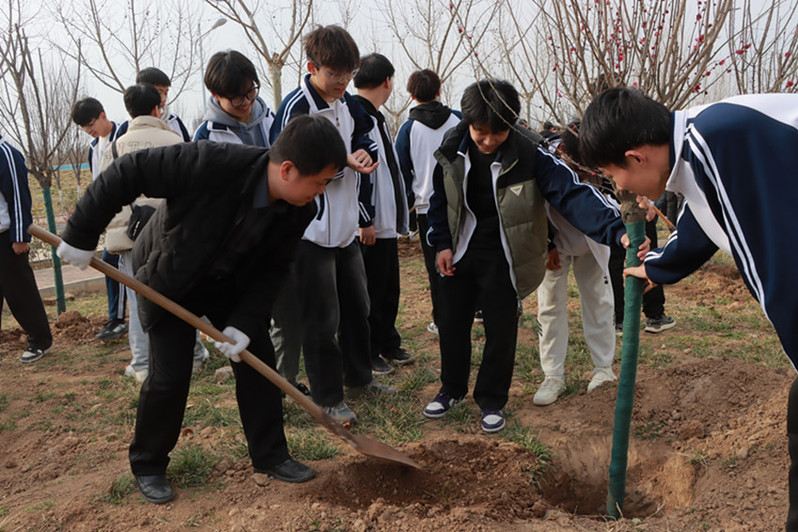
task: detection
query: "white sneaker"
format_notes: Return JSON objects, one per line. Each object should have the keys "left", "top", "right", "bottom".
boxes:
{"left": 427, "top": 322, "right": 439, "bottom": 335}
{"left": 587, "top": 366, "right": 616, "bottom": 392}
{"left": 125, "top": 365, "right": 149, "bottom": 384}
{"left": 533, "top": 376, "right": 566, "bottom": 406}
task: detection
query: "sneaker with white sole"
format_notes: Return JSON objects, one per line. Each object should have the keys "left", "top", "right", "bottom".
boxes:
{"left": 96, "top": 319, "right": 128, "bottom": 341}
{"left": 423, "top": 391, "right": 461, "bottom": 419}
{"left": 644, "top": 314, "right": 676, "bottom": 333}
{"left": 322, "top": 401, "right": 357, "bottom": 424}
{"left": 533, "top": 376, "right": 566, "bottom": 406}
{"left": 124, "top": 365, "right": 148, "bottom": 383}
{"left": 481, "top": 409, "right": 505, "bottom": 433}
{"left": 371, "top": 356, "right": 395, "bottom": 376}
{"left": 427, "top": 322, "right": 439, "bottom": 335}
{"left": 345, "top": 379, "right": 397, "bottom": 400}
{"left": 587, "top": 366, "right": 616, "bottom": 392}
{"left": 20, "top": 346, "right": 45, "bottom": 364}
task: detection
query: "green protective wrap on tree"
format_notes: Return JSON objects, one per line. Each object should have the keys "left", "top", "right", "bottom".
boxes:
{"left": 606, "top": 219, "right": 646, "bottom": 519}
{"left": 42, "top": 188, "right": 66, "bottom": 315}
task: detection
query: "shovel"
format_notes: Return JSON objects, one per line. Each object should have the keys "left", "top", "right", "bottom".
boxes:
{"left": 30, "top": 224, "right": 422, "bottom": 470}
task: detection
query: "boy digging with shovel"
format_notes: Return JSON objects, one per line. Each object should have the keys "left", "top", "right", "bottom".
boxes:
{"left": 56, "top": 115, "right": 346, "bottom": 504}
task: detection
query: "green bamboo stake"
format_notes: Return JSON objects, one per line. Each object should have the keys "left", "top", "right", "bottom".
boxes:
{"left": 607, "top": 193, "right": 647, "bottom": 519}
{"left": 41, "top": 188, "right": 66, "bottom": 315}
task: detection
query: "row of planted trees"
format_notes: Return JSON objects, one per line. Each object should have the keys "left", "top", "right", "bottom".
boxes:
{"left": 1, "top": 0, "right": 797, "bottom": 312}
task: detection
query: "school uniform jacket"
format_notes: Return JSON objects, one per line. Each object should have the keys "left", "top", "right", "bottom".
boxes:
{"left": 0, "top": 133, "right": 33, "bottom": 243}
{"left": 427, "top": 121, "right": 623, "bottom": 300}
{"left": 87, "top": 122, "right": 118, "bottom": 180}
{"left": 193, "top": 97, "right": 275, "bottom": 147}
{"left": 643, "top": 93, "right": 798, "bottom": 365}
{"left": 271, "top": 75, "right": 377, "bottom": 248}
{"left": 395, "top": 102, "right": 461, "bottom": 215}
{"left": 61, "top": 141, "right": 316, "bottom": 336}
{"left": 352, "top": 95, "right": 409, "bottom": 238}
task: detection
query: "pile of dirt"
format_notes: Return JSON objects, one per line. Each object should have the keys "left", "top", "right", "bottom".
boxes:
{"left": 685, "top": 263, "right": 750, "bottom": 305}
{"left": 51, "top": 310, "right": 100, "bottom": 341}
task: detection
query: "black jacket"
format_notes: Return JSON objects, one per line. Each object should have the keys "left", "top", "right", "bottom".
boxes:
{"left": 62, "top": 140, "right": 316, "bottom": 335}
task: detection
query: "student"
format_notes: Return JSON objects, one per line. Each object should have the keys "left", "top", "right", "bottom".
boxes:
{"left": 57, "top": 114, "right": 346, "bottom": 504}
{"left": 352, "top": 53, "right": 414, "bottom": 375}
{"left": 578, "top": 87, "right": 798, "bottom": 531}
{"left": 70, "top": 98, "right": 126, "bottom": 341}
{"left": 533, "top": 125, "right": 618, "bottom": 406}
{"left": 116, "top": 67, "right": 192, "bottom": 141}
{"left": 271, "top": 24, "right": 393, "bottom": 425}
{"left": 194, "top": 50, "right": 274, "bottom": 146}
{"left": 0, "top": 131, "right": 53, "bottom": 363}
{"left": 100, "top": 84, "right": 208, "bottom": 384}
{"left": 395, "top": 69, "right": 461, "bottom": 335}
{"left": 423, "top": 79, "right": 637, "bottom": 433}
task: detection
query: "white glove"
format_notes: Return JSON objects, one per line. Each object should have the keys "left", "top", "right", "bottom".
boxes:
{"left": 56, "top": 242, "right": 96, "bottom": 270}
{"left": 214, "top": 326, "right": 250, "bottom": 363}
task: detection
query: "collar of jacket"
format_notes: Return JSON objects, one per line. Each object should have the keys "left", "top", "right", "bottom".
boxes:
{"left": 437, "top": 120, "right": 540, "bottom": 177}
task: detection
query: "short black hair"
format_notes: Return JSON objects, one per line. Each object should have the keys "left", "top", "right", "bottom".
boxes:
{"left": 353, "top": 53, "right": 394, "bottom": 89}
{"left": 136, "top": 67, "right": 171, "bottom": 87}
{"left": 124, "top": 84, "right": 162, "bottom": 118}
{"left": 461, "top": 79, "right": 520, "bottom": 132}
{"left": 303, "top": 25, "right": 360, "bottom": 72}
{"left": 270, "top": 115, "right": 347, "bottom": 175}
{"left": 579, "top": 87, "right": 670, "bottom": 168}
{"left": 204, "top": 50, "right": 259, "bottom": 98}
{"left": 558, "top": 121, "right": 580, "bottom": 161}
{"left": 70, "top": 97, "right": 104, "bottom": 126}
{"left": 406, "top": 69, "right": 440, "bottom": 102}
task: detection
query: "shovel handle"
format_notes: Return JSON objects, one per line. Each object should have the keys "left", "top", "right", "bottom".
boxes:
{"left": 28, "top": 224, "right": 351, "bottom": 439}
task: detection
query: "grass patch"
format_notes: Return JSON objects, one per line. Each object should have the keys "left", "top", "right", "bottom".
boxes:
{"left": 106, "top": 474, "right": 136, "bottom": 505}
{"left": 503, "top": 422, "right": 553, "bottom": 486}
{"left": 183, "top": 399, "right": 240, "bottom": 428}
{"left": 168, "top": 442, "right": 218, "bottom": 488}
{"left": 286, "top": 429, "right": 340, "bottom": 461}
{"left": 634, "top": 419, "right": 667, "bottom": 440}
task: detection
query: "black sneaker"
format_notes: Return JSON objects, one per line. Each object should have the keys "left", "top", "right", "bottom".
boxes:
{"left": 473, "top": 310, "right": 484, "bottom": 324}
{"left": 382, "top": 347, "right": 415, "bottom": 366}
{"left": 96, "top": 319, "right": 128, "bottom": 341}
{"left": 645, "top": 314, "right": 676, "bottom": 333}
{"left": 20, "top": 346, "right": 45, "bottom": 364}
{"left": 371, "top": 356, "right": 395, "bottom": 376}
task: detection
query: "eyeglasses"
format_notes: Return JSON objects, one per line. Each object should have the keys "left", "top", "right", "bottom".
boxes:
{"left": 312, "top": 63, "right": 358, "bottom": 83}
{"left": 227, "top": 84, "right": 259, "bottom": 108}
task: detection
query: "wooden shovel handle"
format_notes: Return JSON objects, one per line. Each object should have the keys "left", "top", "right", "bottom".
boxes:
{"left": 28, "top": 224, "right": 359, "bottom": 442}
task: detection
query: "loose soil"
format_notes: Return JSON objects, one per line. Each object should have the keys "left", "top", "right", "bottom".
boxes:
{"left": 0, "top": 240, "right": 791, "bottom": 531}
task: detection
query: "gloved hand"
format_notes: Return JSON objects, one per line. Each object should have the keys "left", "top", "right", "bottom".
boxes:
{"left": 214, "top": 326, "right": 250, "bottom": 363}
{"left": 56, "top": 242, "right": 96, "bottom": 270}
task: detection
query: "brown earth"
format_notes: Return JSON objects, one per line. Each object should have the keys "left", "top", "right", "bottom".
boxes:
{"left": 0, "top": 239, "right": 792, "bottom": 531}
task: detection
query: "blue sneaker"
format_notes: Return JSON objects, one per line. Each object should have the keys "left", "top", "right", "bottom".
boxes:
{"left": 481, "top": 410, "right": 505, "bottom": 433}
{"left": 423, "top": 391, "right": 460, "bottom": 419}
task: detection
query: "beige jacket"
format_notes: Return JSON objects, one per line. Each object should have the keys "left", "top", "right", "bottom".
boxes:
{"left": 99, "top": 116, "right": 181, "bottom": 252}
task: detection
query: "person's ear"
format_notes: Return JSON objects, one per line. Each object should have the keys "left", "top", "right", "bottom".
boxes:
{"left": 151, "top": 105, "right": 162, "bottom": 118}
{"left": 280, "top": 160, "right": 298, "bottom": 182}
{"left": 624, "top": 149, "right": 646, "bottom": 166}
{"left": 210, "top": 92, "right": 222, "bottom": 104}
{"left": 307, "top": 61, "right": 317, "bottom": 75}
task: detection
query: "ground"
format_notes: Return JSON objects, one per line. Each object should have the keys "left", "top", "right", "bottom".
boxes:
{"left": 0, "top": 238, "right": 791, "bottom": 531}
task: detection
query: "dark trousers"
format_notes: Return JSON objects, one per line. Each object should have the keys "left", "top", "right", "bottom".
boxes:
{"left": 609, "top": 218, "right": 665, "bottom": 322}
{"left": 788, "top": 376, "right": 798, "bottom": 530}
{"left": 128, "top": 288, "right": 288, "bottom": 474}
{"left": 437, "top": 247, "right": 519, "bottom": 410}
{"left": 0, "top": 232, "right": 52, "bottom": 350}
{"left": 417, "top": 214, "right": 441, "bottom": 324}
{"left": 102, "top": 248, "right": 125, "bottom": 320}
{"left": 296, "top": 240, "right": 372, "bottom": 407}
{"left": 360, "top": 237, "right": 401, "bottom": 359}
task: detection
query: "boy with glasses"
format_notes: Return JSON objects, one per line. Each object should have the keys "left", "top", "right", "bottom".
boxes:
{"left": 194, "top": 50, "right": 274, "bottom": 147}
{"left": 270, "top": 24, "right": 393, "bottom": 426}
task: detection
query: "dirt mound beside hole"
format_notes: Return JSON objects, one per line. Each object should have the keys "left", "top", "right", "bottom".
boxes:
{"left": 305, "top": 438, "right": 548, "bottom": 520}
{"left": 53, "top": 310, "right": 96, "bottom": 342}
